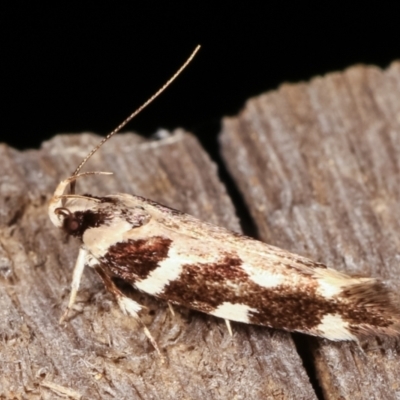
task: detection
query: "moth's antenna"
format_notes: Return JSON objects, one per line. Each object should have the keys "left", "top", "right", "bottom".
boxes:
{"left": 72, "top": 45, "right": 201, "bottom": 177}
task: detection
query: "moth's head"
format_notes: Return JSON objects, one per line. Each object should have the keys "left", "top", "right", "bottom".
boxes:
{"left": 48, "top": 172, "right": 113, "bottom": 233}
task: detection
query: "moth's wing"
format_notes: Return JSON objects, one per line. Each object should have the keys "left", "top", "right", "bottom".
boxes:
{"left": 103, "top": 194, "right": 400, "bottom": 340}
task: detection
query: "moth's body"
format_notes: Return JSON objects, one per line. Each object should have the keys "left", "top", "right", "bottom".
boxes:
{"left": 47, "top": 46, "right": 400, "bottom": 348}
{"left": 49, "top": 184, "right": 400, "bottom": 342}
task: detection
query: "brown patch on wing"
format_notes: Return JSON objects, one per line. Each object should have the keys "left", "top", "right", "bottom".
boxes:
{"left": 159, "top": 255, "right": 398, "bottom": 336}
{"left": 160, "top": 254, "right": 248, "bottom": 313}
{"left": 101, "top": 236, "right": 172, "bottom": 281}
{"left": 253, "top": 282, "right": 396, "bottom": 334}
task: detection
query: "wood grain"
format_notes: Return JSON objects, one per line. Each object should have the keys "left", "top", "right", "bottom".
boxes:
{"left": 220, "top": 61, "right": 400, "bottom": 399}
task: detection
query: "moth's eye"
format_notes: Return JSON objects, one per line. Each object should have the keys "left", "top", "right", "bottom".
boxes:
{"left": 65, "top": 217, "right": 80, "bottom": 233}
{"left": 55, "top": 207, "right": 82, "bottom": 235}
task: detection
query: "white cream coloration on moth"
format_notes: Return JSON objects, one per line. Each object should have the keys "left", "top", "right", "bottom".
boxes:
{"left": 49, "top": 46, "right": 400, "bottom": 351}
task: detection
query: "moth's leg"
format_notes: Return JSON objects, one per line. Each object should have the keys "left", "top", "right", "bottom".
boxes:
{"left": 94, "top": 266, "right": 164, "bottom": 360}
{"left": 167, "top": 302, "right": 175, "bottom": 316}
{"left": 60, "top": 247, "right": 87, "bottom": 324}
{"left": 225, "top": 319, "right": 233, "bottom": 336}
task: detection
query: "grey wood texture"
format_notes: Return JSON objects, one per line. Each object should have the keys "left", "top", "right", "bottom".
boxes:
{"left": 220, "top": 61, "right": 400, "bottom": 399}
{"left": 0, "top": 132, "right": 315, "bottom": 399}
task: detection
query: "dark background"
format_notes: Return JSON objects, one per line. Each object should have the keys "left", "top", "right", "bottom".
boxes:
{"left": 1, "top": 3, "right": 399, "bottom": 155}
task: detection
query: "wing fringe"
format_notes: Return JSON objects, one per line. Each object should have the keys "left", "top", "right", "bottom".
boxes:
{"left": 342, "top": 280, "right": 400, "bottom": 338}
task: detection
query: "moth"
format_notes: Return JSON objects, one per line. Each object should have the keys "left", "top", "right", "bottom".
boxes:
{"left": 49, "top": 46, "right": 400, "bottom": 353}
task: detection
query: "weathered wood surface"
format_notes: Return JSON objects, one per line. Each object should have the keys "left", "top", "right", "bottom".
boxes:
{"left": 0, "top": 131, "right": 315, "bottom": 399}
{"left": 220, "top": 61, "right": 400, "bottom": 399}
